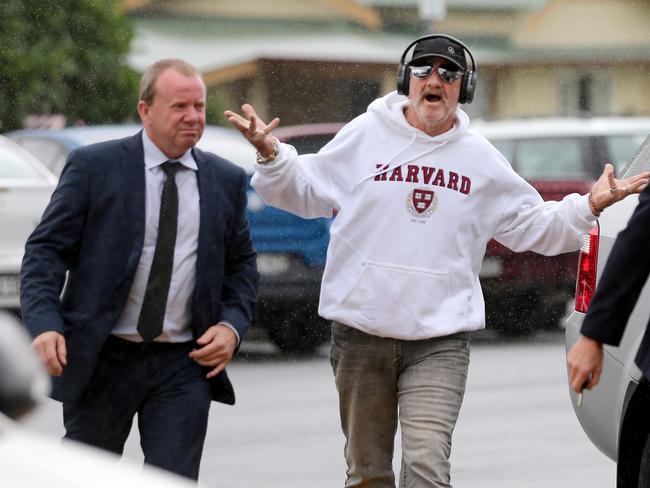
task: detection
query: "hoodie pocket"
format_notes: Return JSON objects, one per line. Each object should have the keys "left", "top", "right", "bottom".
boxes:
{"left": 339, "top": 262, "right": 450, "bottom": 338}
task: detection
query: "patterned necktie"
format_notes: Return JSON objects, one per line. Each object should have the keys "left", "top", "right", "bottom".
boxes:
{"left": 137, "top": 161, "right": 180, "bottom": 342}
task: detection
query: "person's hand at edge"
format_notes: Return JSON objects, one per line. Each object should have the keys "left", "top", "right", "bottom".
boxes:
{"left": 224, "top": 104, "right": 280, "bottom": 158}
{"left": 567, "top": 335, "right": 604, "bottom": 393}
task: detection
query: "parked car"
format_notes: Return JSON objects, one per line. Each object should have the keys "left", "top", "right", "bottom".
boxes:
{"left": 0, "top": 135, "right": 57, "bottom": 315}
{"left": 6, "top": 124, "right": 339, "bottom": 352}
{"left": 0, "top": 311, "right": 202, "bottom": 488}
{"left": 564, "top": 133, "right": 650, "bottom": 484}
{"left": 470, "top": 117, "right": 650, "bottom": 335}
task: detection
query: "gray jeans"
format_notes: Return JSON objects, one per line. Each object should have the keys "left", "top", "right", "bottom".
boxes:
{"left": 330, "top": 321, "right": 470, "bottom": 488}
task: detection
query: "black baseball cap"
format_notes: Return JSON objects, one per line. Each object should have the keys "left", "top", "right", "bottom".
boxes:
{"left": 408, "top": 37, "right": 467, "bottom": 71}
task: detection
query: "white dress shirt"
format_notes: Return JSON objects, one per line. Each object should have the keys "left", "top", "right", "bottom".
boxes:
{"left": 112, "top": 130, "right": 200, "bottom": 342}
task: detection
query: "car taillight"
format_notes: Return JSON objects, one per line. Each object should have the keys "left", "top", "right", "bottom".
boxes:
{"left": 574, "top": 223, "right": 600, "bottom": 313}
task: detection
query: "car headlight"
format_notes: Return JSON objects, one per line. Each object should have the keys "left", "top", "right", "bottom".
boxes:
{"left": 479, "top": 257, "right": 503, "bottom": 278}
{"left": 256, "top": 253, "right": 291, "bottom": 276}
{"left": 0, "top": 274, "right": 20, "bottom": 297}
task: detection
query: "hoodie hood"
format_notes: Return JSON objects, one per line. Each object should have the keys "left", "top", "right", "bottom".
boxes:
{"left": 356, "top": 91, "right": 471, "bottom": 185}
{"left": 368, "top": 90, "right": 470, "bottom": 143}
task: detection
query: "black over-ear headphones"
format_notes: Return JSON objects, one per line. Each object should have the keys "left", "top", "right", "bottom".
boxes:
{"left": 397, "top": 34, "right": 477, "bottom": 104}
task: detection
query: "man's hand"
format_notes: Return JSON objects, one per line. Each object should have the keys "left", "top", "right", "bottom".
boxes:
{"left": 589, "top": 163, "right": 650, "bottom": 215}
{"left": 189, "top": 324, "right": 238, "bottom": 379}
{"left": 224, "top": 104, "right": 280, "bottom": 157}
{"left": 567, "top": 335, "right": 604, "bottom": 394}
{"left": 32, "top": 331, "right": 67, "bottom": 377}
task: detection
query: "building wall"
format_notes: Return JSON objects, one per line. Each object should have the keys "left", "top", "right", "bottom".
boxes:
{"left": 513, "top": 0, "right": 650, "bottom": 46}
{"left": 612, "top": 65, "right": 650, "bottom": 115}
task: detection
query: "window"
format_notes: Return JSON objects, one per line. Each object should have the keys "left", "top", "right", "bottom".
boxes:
{"left": 514, "top": 138, "right": 585, "bottom": 180}
{"left": 284, "top": 135, "right": 337, "bottom": 155}
{"left": 558, "top": 70, "right": 610, "bottom": 117}
{"left": 491, "top": 139, "right": 515, "bottom": 162}
{"left": 0, "top": 146, "right": 47, "bottom": 180}
{"left": 607, "top": 134, "right": 649, "bottom": 174}
{"left": 14, "top": 138, "right": 68, "bottom": 176}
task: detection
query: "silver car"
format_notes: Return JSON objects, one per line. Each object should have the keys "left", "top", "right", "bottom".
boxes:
{"left": 565, "top": 136, "right": 650, "bottom": 478}
{"left": 6, "top": 124, "right": 256, "bottom": 177}
{"left": 0, "top": 136, "right": 57, "bottom": 312}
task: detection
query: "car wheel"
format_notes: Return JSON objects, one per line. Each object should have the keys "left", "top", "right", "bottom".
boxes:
{"left": 267, "top": 303, "right": 330, "bottom": 354}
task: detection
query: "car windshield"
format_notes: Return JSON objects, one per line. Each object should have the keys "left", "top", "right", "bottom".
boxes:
{"left": 493, "top": 138, "right": 586, "bottom": 180}
{"left": 621, "top": 133, "right": 650, "bottom": 178}
{"left": 285, "top": 135, "right": 337, "bottom": 154}
{"left": 0, "top": 145, "right": 47, "bottom": 180}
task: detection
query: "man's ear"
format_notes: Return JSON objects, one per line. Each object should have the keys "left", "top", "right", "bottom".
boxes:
{"left": 137, "top": 100, "right": 149, "bottom": 124}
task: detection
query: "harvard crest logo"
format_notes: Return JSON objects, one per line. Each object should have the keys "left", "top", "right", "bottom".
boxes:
{"left": 406, "top": 188, "right": 438, "bottom": 218}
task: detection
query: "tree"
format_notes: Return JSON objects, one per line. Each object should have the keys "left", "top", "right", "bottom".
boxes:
{"left": 0, "top": 0, "right": 139, "bottom": 131}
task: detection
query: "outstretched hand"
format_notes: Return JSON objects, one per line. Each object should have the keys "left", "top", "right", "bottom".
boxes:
{"left": 589, "top": 163, "right": 650, "bottom": 215}
{"left": 224, "top": 104, "right": 280, "bottom": 157}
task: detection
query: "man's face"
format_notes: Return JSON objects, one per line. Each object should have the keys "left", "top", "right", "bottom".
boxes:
{"left": 404, "top": 56, "right": 462, "bottom": 137}
{"left": 138, "top": 68, "right": 206, "bottom": 159}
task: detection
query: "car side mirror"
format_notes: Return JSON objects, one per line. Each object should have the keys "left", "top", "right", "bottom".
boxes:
{"left": 0, "top": 312, "right": 50, "bottom": 420}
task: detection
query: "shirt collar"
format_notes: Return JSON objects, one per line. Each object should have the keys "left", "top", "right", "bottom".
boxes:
{"left": 141, "top": 130, "right": 198, "bottom": 171}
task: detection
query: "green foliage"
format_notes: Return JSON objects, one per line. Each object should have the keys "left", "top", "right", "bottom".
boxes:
{"left": 0, "top": 0, "right": 139, "bottom": 131}
{"left": 205, "top": 86, "right": 235, "bottom": 127}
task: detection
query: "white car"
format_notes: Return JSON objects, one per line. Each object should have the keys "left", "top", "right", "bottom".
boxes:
{"left": 565, "top": 134, "right": 650, "bottom": 482}
{"left": 0, "top": 136, "right": 57, "bottom": 312}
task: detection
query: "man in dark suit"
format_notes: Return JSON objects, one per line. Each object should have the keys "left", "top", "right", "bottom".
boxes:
{"left": 567, "top": 182, "right": 650, "bottom": 486}
{"left": 20, "top": 58, "right": 259, "bottom": 480}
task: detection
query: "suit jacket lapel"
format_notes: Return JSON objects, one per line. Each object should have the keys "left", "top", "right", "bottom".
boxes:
{"left": 121, "top": 132, "right": 147, "bottom": 275}
{"left": 193, "top": 148, "right": 215, "bottom": 296}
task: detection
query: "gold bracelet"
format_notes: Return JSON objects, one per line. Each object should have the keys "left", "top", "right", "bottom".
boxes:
{"left": 588, "top": 191, "right": 602, "bottom": 217}
{"left": 256, "top": 138, "right": 279, "bottom": 165}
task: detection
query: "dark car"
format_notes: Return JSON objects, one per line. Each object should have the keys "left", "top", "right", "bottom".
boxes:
{"left": 248, "top": 124, "right": 344, "bottom": 352}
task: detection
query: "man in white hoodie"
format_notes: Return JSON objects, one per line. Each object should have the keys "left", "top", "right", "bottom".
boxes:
{"left": 226, "top": 35, "right": 647, "bottom": 488}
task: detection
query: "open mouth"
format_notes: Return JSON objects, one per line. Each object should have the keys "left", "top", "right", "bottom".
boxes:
{"left": 424, "top": 93, "right": 442, "bottom": 103}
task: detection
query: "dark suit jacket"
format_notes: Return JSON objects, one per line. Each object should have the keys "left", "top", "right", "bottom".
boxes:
{"left": 20, "top": 131, "right": 259, "bottom": 405}
{"left": 581, "top": 183, "right": 650, "bottom": 378}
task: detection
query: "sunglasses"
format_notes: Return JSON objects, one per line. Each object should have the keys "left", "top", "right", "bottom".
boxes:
{"left": 410, "top": 64, "right": 463, "bottom": 84}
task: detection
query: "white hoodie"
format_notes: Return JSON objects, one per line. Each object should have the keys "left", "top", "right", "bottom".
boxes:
{"left": 252, "top": 91, "right": 596, "bottom": 340}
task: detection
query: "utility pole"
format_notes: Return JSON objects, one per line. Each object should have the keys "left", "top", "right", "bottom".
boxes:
{"left": 418, "top": 0, "right": 446, "bottom": 32}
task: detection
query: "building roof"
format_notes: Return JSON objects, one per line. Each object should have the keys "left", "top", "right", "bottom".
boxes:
{"left": 128, "top": 16, "right": 650, "bottom": 76}
{"left": 128, "top": 17, "right": 418, "bottom": 73}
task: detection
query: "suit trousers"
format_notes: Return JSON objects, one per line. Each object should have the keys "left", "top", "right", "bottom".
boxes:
{"left": 62, "top": 335, "right": 212, "bottom": 480}
{"left": 330, "top": 321, "right": 470, "bottom": 488}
